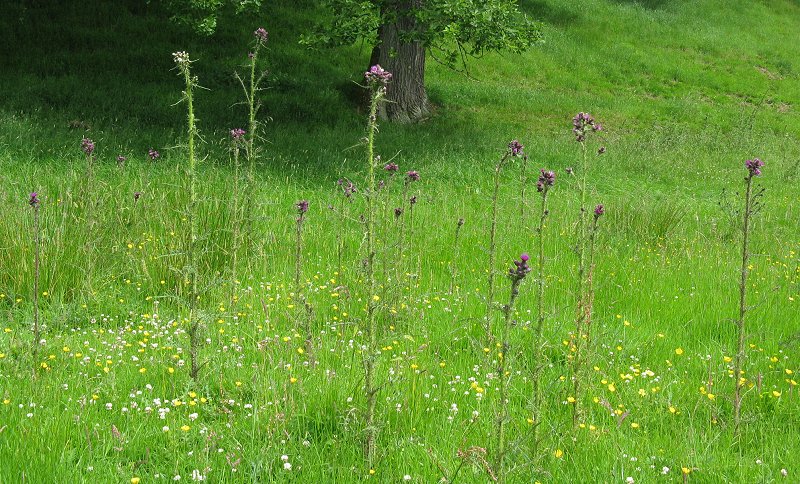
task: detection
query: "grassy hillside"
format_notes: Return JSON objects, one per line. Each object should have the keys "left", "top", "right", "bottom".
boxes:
{"left": 0, "top": 0, "right": 798, "bottom": 482}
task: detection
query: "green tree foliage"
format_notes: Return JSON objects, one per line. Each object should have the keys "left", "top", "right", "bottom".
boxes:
{"left": 163, "top": 0, "right": 263, "bottom": 35}
{"left": 301, "top": 0, "right": 542, "bottom": 71}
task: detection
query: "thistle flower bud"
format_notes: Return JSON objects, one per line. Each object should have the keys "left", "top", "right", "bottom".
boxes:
{"left": 594, "top": 204, "right": 605, "bottom": 217}
{"left": 508, "top": 253, "right": 531, "bottom": 281}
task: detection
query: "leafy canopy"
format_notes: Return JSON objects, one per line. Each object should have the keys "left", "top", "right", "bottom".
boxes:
{"left": 301, "top": 0, "right": 543, "bottom": 69}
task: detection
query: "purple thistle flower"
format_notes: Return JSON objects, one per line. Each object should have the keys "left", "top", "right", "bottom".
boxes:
{"left": 254, "top": 28, "right": 269, "bottom": 44}
{"left": 134, "top": 192, "right": 142, "bottom": 202}
{"left": 81, "top": 138, "right": 95, "bottom": 156}
{"left": 537, "top": 169, "right": 556, "bottom": 192}
{"left": 365, "top": 65, "right": 392, "bottom": 85}
{"left": 148, "top": 149, "right": 160, "bottom": 160}
{"left": 406, "top": 170, "right": 420, "bottom": 182}
{"left": 394, "top": 207, "right": 403, "bottom": 218}
{"left": 745, "top": 158, "right": 764, "bottom": 177}
{"left": 508, "top": 139, "right": 524, "bottom": 157}
{"left": 29, "top": 192, "right": 40, "bottom": 208}
{"left": 572, "top": 112, "right": 601, "bottom": 142}
{"left": 409, "top": 195, "right": 418, "bottom": 206}
{"left": 509, "top": 253, "right": 531, "bottom": 281}
{"left": 296, "top": 200, "right": 309, "bottom": 215}
{"left": 384, "top": 163, "right": 399, "bottom": 173}
{"left": 230, "top": 128, "right": 246, "bottom": 141}
{"left": 594, "top": 204, "right": 605, "bottom": 217}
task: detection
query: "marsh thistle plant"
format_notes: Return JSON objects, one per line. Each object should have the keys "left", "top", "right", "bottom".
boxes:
{"left": 29, "top": 192, "right": 41, "bottom": 366}
{"left": 173, "top": 50, "right": 203, "bottom": 380}
{"left": 362, "top": 64, "right": 391, "bottom": 467}
{"left": 293, "top": 199, "right": 316, "bottom": 365}
{"left": 81, "top": 138, "right": 97, "bottom": 295}
{"left": 734, "top": 158, "right": 765, "bottom": 441}
{"left": 486, "top": 140, "right": 524, "bottom": 344}
{"left": 570, "top": 112, "right": 602, "bottom": 426}
{"left": 229, "top": 128, "right": 246, "bottom": 307}
{"left": 494, "top": 253, "right": 530, "bottom": 483}
{"left": 531, "top": 168, "right": 555, "bottom": 442}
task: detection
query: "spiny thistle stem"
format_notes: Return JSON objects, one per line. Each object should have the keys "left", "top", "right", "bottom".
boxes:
{"left": 486, "top": 140, "right": 523, "bottom": 345}
{"left": 294, "top": 200, "right": 315, "bottom": 365}
{"left": 363, "top": 65, "right": 391, "bottom": 468}
{"left": 81, "top": 138, "right": 96, "bottom": 297}
{"left": 174, "top": 51, "right": 201, "bottom": 381}
{"left": 531, "top": 169, "right": 554, "bottom": 445}
{"left": 734, "top": 157, "right": 765, "bottom": 442}
{"left": 29, "top": 192, "right": 41, "bottom": 367}
{"left": 449, "top": 218, "right": 465, "bottom": 297}
{"left": 246, "top": 28, "right": 268, "bottom": 186}
{"left": 569, "top": 112, "right": 602, "bottom": 427}
{"left": 229, "top": 130, "right": 245, "bottom": 309}
{"left": 520, "top": 154, "right": 528, "bottom": 225}
{"left": 494, "top": 253, "right": 530, "bottom": 483}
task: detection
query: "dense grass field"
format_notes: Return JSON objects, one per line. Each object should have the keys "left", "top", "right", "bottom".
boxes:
{"left": 1, "top": 0, "right": 799, "bottom": 482}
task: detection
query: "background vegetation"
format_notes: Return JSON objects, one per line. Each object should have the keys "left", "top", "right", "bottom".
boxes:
{"left": 0, "top": 0, "right": 798, "bottom": 481}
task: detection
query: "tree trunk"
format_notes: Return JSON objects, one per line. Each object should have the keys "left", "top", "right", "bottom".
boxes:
{"left": 374, "top": 1, "right": 430, "bottom": 123}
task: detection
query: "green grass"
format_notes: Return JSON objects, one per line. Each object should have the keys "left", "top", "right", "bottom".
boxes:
{"left": 0, "top": 0, "right": 799, "bottom": 481}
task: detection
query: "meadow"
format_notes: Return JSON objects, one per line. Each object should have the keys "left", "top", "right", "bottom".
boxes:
{"left": 0, "top": 0, "right": 799, "bottom": 482}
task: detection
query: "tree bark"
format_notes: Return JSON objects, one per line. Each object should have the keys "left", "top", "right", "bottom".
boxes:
{"left": 374, "top": 0, "right": 430, "bottom": 123}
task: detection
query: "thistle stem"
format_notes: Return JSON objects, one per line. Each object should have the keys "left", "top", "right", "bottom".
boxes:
{"left": 734, "top": 173, "right": 754, "bottom": 441}
{"left": 364, "top": 87, "right": 382, "bottom": 468}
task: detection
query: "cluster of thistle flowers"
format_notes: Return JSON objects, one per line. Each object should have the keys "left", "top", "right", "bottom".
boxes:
{"left": 29, "top": 192, "right": 39, "bottom": 208}
{"left": 365, "top": 65, "right": 392, "bottom": 87}
{"left": 230, "top": 128, "right": 246, "bottom": 142}
{"left": 746, "top": 158, "right": 764, "bottom": 177}
{"left": 537, "top": 169, "right": 555, "bottom": 193}
{"left": 248, "top": 27, "right": 269, "bottom": 59}
{"left": 383, "top": 162, "right": 420, "bottom": 183}
{"left": 508, "top": 253, "right": 531, "bottom": 282}
{"left": 572, "top": 112, "right": 602, "bottom": 142}
{"left": 254, "top": 27, "right": 268, "bottom": 44}
{"left": 81, "top": 137, "right": 159, "bottom": 165}
{"left": 337, "top": 178, "right": 358, "bottom": 198}
{"left": 81, "top": 138, "right": 95, "bottom": 156}
{"left": 172, "top": 51, "right": 190, "bottom": 69}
